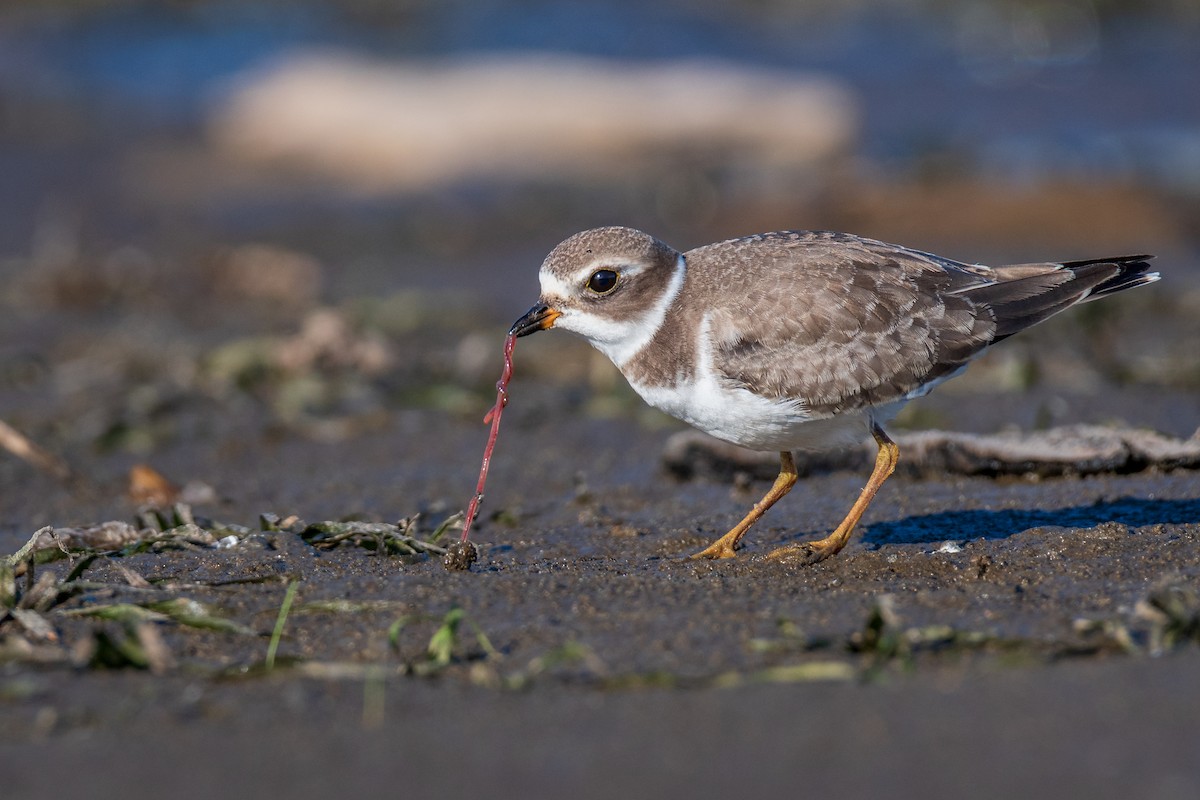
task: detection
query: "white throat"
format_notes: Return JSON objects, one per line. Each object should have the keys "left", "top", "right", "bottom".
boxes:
{"left": 546, "top": 253, "right": 687, "bottom": 368}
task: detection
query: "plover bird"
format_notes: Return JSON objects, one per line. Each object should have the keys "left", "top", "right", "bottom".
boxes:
{"left": 510, "top": 227, "right": 1157, "bottom": 564}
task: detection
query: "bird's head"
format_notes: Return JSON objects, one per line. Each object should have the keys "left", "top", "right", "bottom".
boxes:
{"left": 509, "top": 226, "right": 686, "bottom": 366}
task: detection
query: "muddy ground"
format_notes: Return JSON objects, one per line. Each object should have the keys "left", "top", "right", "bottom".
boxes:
{"left": 2, "top": 21, "right": 1200, "bottom": 788}
{"left": 3, "top": 300, "right": 1200, "bottom": 799}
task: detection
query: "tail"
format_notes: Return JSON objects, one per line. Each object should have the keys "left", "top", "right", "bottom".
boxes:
{"left": 955, "top": 254, "right": 1158, "bottom": 342}
{"left": 1068, "top": 255, "right": 1159, "bottom": 300}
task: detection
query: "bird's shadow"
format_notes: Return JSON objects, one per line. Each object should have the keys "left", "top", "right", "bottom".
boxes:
{"left": 859, "top": 497, "right": 1200, "bottom": 546}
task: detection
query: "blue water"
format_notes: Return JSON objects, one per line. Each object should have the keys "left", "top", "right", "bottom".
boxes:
{"left": 1, "top": 1, "right": 1197, "bottom": 184}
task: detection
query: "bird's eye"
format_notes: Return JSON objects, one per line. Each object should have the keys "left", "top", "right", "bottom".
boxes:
{"left": 586, "top": 269, "right": 619, "bottom": 295}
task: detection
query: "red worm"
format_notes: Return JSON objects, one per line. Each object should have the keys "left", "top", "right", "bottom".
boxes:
{"left": 461, "top": 332, "right": 516, "bottom": 543}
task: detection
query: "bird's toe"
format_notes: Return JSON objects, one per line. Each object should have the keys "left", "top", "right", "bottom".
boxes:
{"left": 764, "top": 541, "right": 833, "bottom": 566}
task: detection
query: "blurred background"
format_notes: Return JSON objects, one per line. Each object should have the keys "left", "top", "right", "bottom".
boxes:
{"left": 1, "top": 0, "right": 1198, "bottom": 526}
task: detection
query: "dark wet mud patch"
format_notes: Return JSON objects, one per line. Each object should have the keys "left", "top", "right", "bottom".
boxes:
{"left": 4, "top": 504, "right": 1199, "bottom": 692}
{"left": 2, "top": 407, "right": 1199, "bottom": 766}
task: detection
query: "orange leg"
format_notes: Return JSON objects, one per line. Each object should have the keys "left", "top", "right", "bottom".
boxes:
{"left": 690, "top": 451, "right": 797, "bottom": 560}
{"left": 766, "top": 422, "right": 899, "bottom": 565}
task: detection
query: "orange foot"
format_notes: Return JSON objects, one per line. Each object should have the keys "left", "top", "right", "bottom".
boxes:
{"left": 688, "top": 539, "right": 739, "bottom": 560}
{"left": 764, "top": 538, "right": 843, "bottom": 566}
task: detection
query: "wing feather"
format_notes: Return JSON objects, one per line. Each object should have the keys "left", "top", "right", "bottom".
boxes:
{"left": 684, "top": 231, "right": 997, "bottom": 418}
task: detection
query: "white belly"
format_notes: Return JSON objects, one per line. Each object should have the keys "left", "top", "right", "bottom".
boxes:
{"left": 629, "top": 375, "right": 888, "bottom": 452}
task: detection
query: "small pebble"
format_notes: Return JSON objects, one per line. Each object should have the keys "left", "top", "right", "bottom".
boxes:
{"left": 443, "top": 541, "right": 479, "bottom": 571}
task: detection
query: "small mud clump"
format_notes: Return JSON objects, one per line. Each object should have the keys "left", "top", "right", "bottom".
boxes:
{"left": 443, "top": 540, "right": 479, "bottom": 571}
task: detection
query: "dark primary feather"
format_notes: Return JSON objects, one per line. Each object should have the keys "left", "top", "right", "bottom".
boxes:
{"left": 683, "top": 232, "right": 1157, "bottom": 419}
{"left": 960, "top": 254, "right": 1157, "bottom": 342}
{"left": 1069, "top": 255, "right": 1157, "bottom": 299}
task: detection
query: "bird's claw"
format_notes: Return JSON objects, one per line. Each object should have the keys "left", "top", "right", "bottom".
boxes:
{"left": 688, "top": 542, "right": 739, "bottom": 560}
{"left": 764, "top": 541, "right": 835, "bottom": 566}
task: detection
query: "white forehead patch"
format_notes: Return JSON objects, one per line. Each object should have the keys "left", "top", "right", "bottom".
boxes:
{"left": 538, "top": 269, "right": 575, "bottom": 302}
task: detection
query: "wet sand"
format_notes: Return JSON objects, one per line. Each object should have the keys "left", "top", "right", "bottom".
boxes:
{"left": 3, "top": 4, "right": 1200, "bottom": 794}
{"left": 2, "top": 85, "right": 1198, "bottom": 800}
{"left": 3, "top": 371, "right": 1200, "bottom": 798}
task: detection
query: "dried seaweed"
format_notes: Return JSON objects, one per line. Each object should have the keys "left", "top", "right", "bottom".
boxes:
{"left": 665, "top": 424, "right": 1200, "bottom": 481}
{"left": 294, "top": 517, "right": 448, "bottom": 556}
